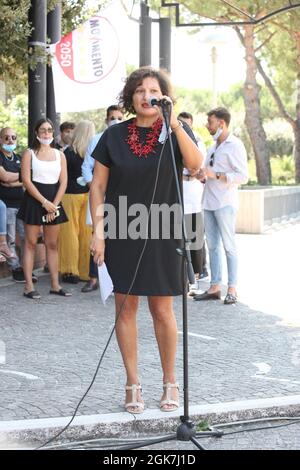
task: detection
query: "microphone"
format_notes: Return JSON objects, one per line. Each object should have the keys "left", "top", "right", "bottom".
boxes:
{"left": 148, "top": 96, "right": 171, "bottom": 107}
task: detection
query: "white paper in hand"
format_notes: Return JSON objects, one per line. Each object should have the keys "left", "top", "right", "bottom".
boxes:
{"left": 85, "top": 198, "right": 92, "bottom": 226}
{"left": 98, "top": 263, "right": 114, "bottom": 304}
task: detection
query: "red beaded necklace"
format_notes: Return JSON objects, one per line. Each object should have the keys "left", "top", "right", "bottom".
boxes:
{"left": 126, "top": 118, "right": 163, "bottom": 158}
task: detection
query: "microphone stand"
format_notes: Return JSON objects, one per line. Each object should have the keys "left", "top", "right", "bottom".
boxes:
{"left": 160, "top": 102, "right": 205, "bottom": 450}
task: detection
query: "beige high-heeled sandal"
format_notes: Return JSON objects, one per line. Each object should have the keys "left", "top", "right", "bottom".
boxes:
{"left": 125, "top": 384, "right": 145, "bottom": 414}
{"left": 160, "top": 382, "right": 179, "bottom": 412}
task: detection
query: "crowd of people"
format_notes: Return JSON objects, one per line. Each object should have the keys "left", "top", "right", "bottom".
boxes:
{"left": 0, "top": 66, "right": 248, "bottom": 414}
{"left": 0, "top": 107, "right": 125, "bottom": 295}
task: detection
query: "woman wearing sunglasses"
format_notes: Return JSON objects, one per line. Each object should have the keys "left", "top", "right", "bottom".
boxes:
{"left": 18, "top": 118, "right": 70, "bottom": 299}
{"left": 0, "top": 128, "right": 22, "bottom": 268}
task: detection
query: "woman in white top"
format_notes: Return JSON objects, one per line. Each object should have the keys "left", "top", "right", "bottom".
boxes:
{"left": 18, "top": 118, "right": 70, "bottom": 299}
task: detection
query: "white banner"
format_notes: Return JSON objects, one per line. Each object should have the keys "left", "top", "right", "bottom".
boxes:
{"left": 50, "top": 3, "right": 126, "bottom": 112}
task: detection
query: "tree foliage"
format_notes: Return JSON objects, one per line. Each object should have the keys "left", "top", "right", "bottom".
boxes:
{"left": 171, "top": 1, "right": 298, "bottom": 120}
{"left": 165, "top": 0, "right": 300, "bottom": 183}
{"left": 0, "top": 94, "right": 28, "bottom": 150}
{"left": 171, "top": 0, "right": 292, "bottom": 23}
{"left": 255, "top": 12, "right": 298, "bottom": 117}
{"left": 0, "top": 0, "right": 31, "bottom": 95}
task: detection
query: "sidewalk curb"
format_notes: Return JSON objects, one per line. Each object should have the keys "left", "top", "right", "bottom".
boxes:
{"left": 1, "top": 395, "right": 300, "bottom": 448}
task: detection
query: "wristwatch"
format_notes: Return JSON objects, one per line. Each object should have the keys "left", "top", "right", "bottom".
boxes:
{"left": 216, "top": 172, "right": 221, "bottom": 180}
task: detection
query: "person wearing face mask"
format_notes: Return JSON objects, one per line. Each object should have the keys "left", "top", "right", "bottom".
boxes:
{"left": 194, "top": 107, "right": 248, "bottom": 305}
{"left": 79, "top": 105, "right": 124, "bottom": 293}
{"left": 79, "top": 105, "right": 124, "bottom": 188}
{"left": 0, "top": 127, "right": 29, "bottom": 281}
{"left": 58, "top": 121, "right": 96, "bottom": 285}
{"left": 55, "top": 121, "right": 75, "bottom": 151}
{"left": 17, "top": 118, "right": 70, "bottom": 299}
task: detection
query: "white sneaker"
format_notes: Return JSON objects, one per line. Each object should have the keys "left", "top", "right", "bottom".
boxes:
{"left": 188, "top": 279, "right": 201, "bottom": 296}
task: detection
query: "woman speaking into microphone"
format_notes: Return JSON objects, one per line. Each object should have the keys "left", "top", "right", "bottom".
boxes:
{"left": 90, "top": 67, "right": 203, "bottom": 414}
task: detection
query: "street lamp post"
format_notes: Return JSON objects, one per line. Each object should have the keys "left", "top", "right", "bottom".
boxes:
{"left": 159, "top": 17, "right": 171, "bottom": 72}
{"left": 139, "top": 1, "right": 152, "bottom": 66}
{"left": 203, "top": 30, "right": 226, "bottom": 108}
{"left": 47, "top": 2, "right": 61, "bottom": 138}
{"left": 28, "top": 0, "right": 47, "bottom": 147}
{"left": 211, "top": 45, "right": 218, "bottom": 107}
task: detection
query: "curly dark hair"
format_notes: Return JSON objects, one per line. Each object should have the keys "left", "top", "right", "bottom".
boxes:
{"left": 119, "top": 67, "right": 175, "bottom": 115}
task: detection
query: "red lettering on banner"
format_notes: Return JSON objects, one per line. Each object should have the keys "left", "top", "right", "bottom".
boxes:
{"left": 55, "top": 32, "right": 74, "bottom": 80}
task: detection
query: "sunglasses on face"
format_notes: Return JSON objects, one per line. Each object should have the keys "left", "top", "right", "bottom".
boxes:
{"left": 39, "top": 128, "right": 54, "bottom": 133}
{"left": 209, "top": 153, "right": 215, "bottom": 167}
{"left": 3, "top": 135, "right": 17, "bottom": 141}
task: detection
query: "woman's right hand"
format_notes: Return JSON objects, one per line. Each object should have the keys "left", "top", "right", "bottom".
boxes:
{"left": 45, "top": 212, "right": 56, "bottom": 223}
{"left": 197, "top": 169, "right": 207, "bottom": 182}
{"left": 90, "top": 234, "right": 105, "bottom": 266}
{"left": 43, "top": 199, "right": 57, "bottom": 213}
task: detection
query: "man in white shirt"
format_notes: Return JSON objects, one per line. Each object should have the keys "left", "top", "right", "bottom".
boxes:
{"left": 194, "top": 107, "right": 248, "bottom": 305}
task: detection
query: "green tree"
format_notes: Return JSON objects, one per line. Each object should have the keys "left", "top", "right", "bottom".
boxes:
{"left": 61, "top": 109, "right": 106, "bottom": 133}
{"left": 0, "top": 94, "right": 28, "bottom": 150}
{"left": 254, "top": 11, "right": 300, "bottom": 182}
{"left": 175, "top": 87, "right": 212, "bottom": 115}
{"left": 169, "top": 1, "right": 300, "bottom": 183}
{"left": 0, "top": 0, "right": 31, "bottom": 96}
{"left": 170, "top": 0, "right": 289, "bottom": 184}
{"left": 0, "top": 0, "right": 107, "bottom": 99}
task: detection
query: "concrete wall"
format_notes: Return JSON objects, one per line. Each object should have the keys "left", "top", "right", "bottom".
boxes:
{"left": 236, "top": 186, "right": 300, "bottom": 234}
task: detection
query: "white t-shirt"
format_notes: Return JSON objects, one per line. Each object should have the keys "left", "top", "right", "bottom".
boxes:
{"left": 183, "top": 136, "right": 206, "bottom": 215}
{"left": 183, "top": 179, "right": 204, "bottom": 214}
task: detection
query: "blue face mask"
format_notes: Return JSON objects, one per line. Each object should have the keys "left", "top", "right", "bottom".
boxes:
{"left": 2, "top": 143, "right": 16, "bottom": 153}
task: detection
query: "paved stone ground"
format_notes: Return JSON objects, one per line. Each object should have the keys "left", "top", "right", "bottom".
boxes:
{"left": 64, "top": 419, "right": 300, "bottom": 450}
{"left": 0, "top": 220, "right": 299, "bottom": 450}
{"left": 138, "top": 419, "right": 300, "bottom": 450}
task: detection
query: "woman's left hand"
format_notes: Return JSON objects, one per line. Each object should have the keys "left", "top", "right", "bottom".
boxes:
{"left": 90, "top": 234, "right": 105, "bottom": 266}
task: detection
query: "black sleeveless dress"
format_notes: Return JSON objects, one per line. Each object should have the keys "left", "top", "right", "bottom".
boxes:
{"left": 92, "top": 118, "right": 196, "bottom": 296}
